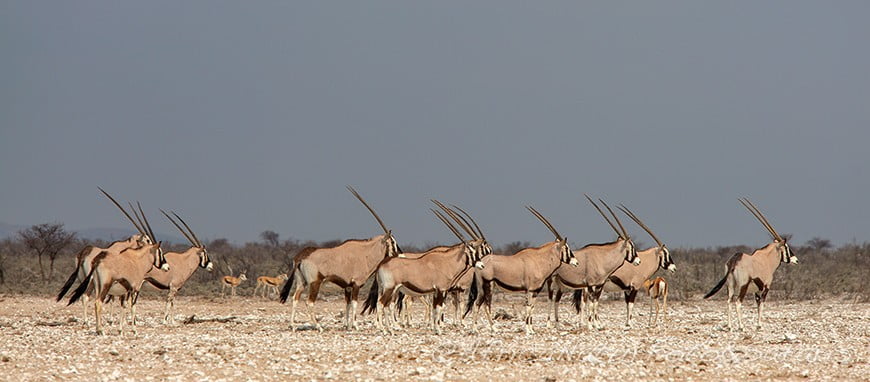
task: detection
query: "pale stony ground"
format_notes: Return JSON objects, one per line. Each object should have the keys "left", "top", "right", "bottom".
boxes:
{"left": 0, "top": 292, "right": 867, "bottom": 381}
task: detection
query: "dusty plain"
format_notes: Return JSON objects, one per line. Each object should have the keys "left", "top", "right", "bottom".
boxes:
{"left": 0, "top": 292, "right": 867, "bottom": 381}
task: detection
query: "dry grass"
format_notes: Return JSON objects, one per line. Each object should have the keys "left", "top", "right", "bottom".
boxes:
{"left": 0, "top": 293, "right": 867, "bottom": 381}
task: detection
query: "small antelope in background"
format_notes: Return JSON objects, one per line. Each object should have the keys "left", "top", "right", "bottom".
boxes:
{"left": 642, "top": 276, "right": 668, "bottom": 327}
{"left": 221, "top": 271, "right": 247, "bottom": 297}
{"left": 253, "top": 273, "right": 288, "bottom": 298}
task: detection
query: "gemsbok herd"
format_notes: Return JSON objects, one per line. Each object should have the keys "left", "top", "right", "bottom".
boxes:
{"left": 57, "top": 188, "right": 797, "bottom": 335}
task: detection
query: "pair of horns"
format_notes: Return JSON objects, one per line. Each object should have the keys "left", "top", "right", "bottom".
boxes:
{"left": 431, "top": 209, "right": 468, "bottom": 244}
{"left": 161, "top": 209, "right": 203, "bottom": 248}
{"left": 432, "top": 200, "right": 486, "bottom": 242}
{"left": 526, "top": 206, "right": 563, "bottom": 241}
{"left": 347, "top": 186, "right": 391, "bottom": 235}
{"left": 739, "top": 198, "right": 783, "bottom": 242}
{"left": 617, "top": 204, "right": 663, "bottom": 247}
{"left": 99, "top": 187, "right": 157, "bottom": 243}
{"left": 584, "top": 194, "right": 630, "bottom": 240}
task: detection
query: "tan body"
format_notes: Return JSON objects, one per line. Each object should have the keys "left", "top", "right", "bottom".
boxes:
{"left": 253, "top": 274, "right": 288, "bottom": 298}
{"left": 365, "top": 243, "right": 478, "bottom": 334}
{"left": 221, "top": 273, "right": 247, "bottom": 297}
{"left": 469, "top": 240, "right": 575, "bottom": 334}
{"left": 548, "top": 239, "right": 636, "bottom": 329}
{"left": 392, "top": 248, "right": 447, "bottom": 326}
{"left": 642, "top": 276, "right": 668, "bottom": 327}
{"left": 281, "top": 234, "right": 399, "bottom": 331}
{"left": 56, "top": 235, "right": 148, "bottom": 324}
{"left": 68, "top": 243, "right": 166, "bottom": 335}
{"left": 146, "top": 247, "right": 213, "bottom": 322}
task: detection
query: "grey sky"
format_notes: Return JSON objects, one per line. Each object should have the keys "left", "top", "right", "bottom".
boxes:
{"left": 2, "top": 2, "right": 868, "bottom": 249}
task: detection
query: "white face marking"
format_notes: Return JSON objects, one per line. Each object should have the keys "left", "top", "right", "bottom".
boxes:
{"left": 206, "top": 262, "right": 214, "bottom": 271}
{"left": 569, "top": 258, "right": 579, "bottom": 266}
{"left": 474, "top": 261, "right": 485, "bottom": 269}
{"left": 790, "top": 256, "right": 799, "bottom": 264}
{"left": 397, "top": 253, "right": 407, "bottom": 258}
{"left": 160, "top": 263, "right": 170, "bottom": 271}
{"left": 667, "top": 264, "right": 677, "bottom": 272}
{"left": 632, "top": 257, "right": 641, "bottom": 266}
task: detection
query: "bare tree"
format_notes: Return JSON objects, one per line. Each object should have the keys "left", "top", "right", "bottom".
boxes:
{"left": 806, "top": 237, "right": 832, "bottom": 252}
{"left": 18, "top": 223, "right": 77, "bottom": 281}
{"left": 260, "top": 230, "right": 280, "bottom": 247}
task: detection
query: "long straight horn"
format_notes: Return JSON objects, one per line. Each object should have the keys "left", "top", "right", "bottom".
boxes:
{"left": 98, "top": 187, "right": 147, "bottom": 237}
{"left": 136, "top": 202, "right": 158, "bottom": 242}
{"left": 739, "top": 198, "right": 779, "bottom": 241}
{"left": 432, "top": 200, "right": 478, "bottom": 240}
{"left": 431, "top": 209, "right": 466, "bottom": 243}
{"left": 743, "top": 198, "right": 782, "bottom": 241}
{"left": 526, "top": 206, "right": 563, "bottom": 240}
{"left": 599, "top": 199, "right": 629, "bottom": 239}
{"left": 161, "top": 209, "right": 197, "bottom": 246}
{"left": 618, "top": 205, "right": 662, "bottom": 247}
{"left": 128, "top": 202, "right": 148, "bottom": 238}
{"left": 584, "top": 194, "right": 621, "bottom": 238}
{"left": 450, "top": 204, "right": 486, "bottom": 240}
{"left": 171, "top": 211, "right": 203, "bottom": 247}
{"left": 347, "top": 186, "right": 390, "bottom": 234}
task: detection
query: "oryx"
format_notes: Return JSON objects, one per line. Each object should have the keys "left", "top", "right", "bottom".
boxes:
{"left": 576, "top": 204, "right": 675, "bottom": 329}
{"left": 279, "top": 186, "right": 403, "bottom": 331}
{"left": 704, "top": 198, "right": 798, "bottom": 331}
{"left": 143, "top": 210, "right": 214, "bottom": 323}
{"left": 67, "top": 202, "right": 168, "bottom": 335}
{"left": 361, "top": 204, "right": 486, "bottom": 335}
{"left": 55, "top": 188, "right": 155, "bottom": 324}
{"left": 548, "top": 196, "right": 640, "bottom": 330}
{"left": 466, "top": 206, "right": 578, "bottom": 334}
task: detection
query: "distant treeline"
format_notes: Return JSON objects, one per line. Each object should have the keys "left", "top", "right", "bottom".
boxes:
{"left": 0, "top": 226, "right": 866, "bottom": 302}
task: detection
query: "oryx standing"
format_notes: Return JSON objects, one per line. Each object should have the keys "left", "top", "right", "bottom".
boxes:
{"left": 704, "top": 198, "right": 798, "bottom": 331}
{"left": 466, "top": 206, "right": 578, "bottom": 334}
{"left": 67, "top": 202, "right": 169, "bottom": 335}
{"left": 548, "top": 196, "right": 640, "bottom": 330}
{"left": 577, "top": 204, "right": 675, "bottom": 329}
{"left": 143, "top": 210, "right": 214, "bottom": 323}
{"left": 279, "top": 186, "right": 403, "bottom": 331}
{"left": 56, "top": 188, "right": 155, "bottom": 324}
{"left": 361, "top": 202, "right": 490, "bottom": 334}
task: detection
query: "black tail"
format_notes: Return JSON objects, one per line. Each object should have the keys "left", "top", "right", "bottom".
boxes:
{"left": 279, "top": 271, "right": 296, "bottom": 304}
{"left": 396, "top": 292, "right": 405, "bottom": 312}
{"left": 704, "top": 275, "right": 727, "bottom": 299}
{"left": 361, "top": 277, "right": 379, "bottom": 315}
{"left": 56, "top": 267, "right": 81, "bottom": 302}
{"left": 67, "top": 266, "right": 95, "bottom": 306}
{"left": 571, "top": 289, "right": 583, "bottom": 313}
{"left": 463, "top": 275, "right": 478, "bottom": 318}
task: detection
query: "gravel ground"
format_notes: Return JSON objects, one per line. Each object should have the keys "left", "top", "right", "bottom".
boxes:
{"left": 0, "top": 293, "right": 867, "bottom": 381}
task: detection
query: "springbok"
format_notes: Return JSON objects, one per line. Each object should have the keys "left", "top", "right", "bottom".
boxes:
{"left": 254, "top": 273, "right": 289, "bottom": 298}
{"left": 279, "top": 186, "right": 403, "bottom": 331}
{"left": 143, "top": 210, "right": 214, "bottom": 323}
{"left": 361, "top": 204, "right": 488, "bottom": 334}
{"left": 576, "top": 204, "right": 676, "bottom": 328}
{"left": 56, "top": 188, "right": 155, "bottom": 324}
{"left": 704, "top": 198, "right": 798, "bottom": 330}
{"left": 547, "top": 196, "right": 640, "bottom": 330}
{"left": 466, "top": 206, "right": 577, "bottom": 334}
{"left": 221, "top": 271, "right": 247, "bottom": 297}
{"left": 642, "top": 276, "right": 668, "bottom": 327}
